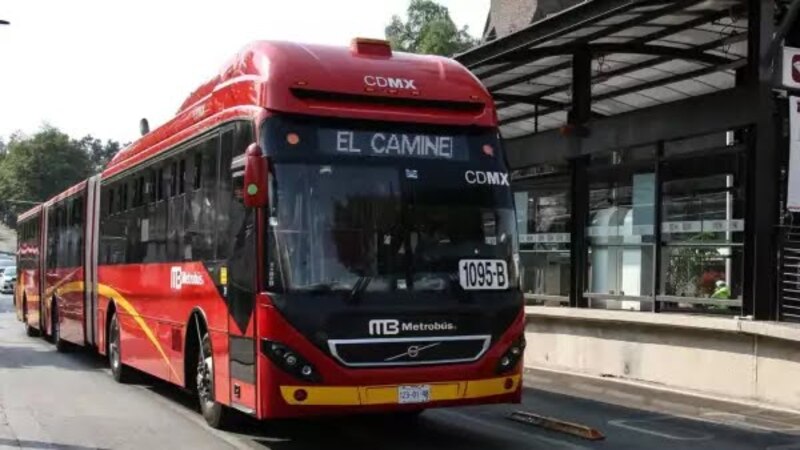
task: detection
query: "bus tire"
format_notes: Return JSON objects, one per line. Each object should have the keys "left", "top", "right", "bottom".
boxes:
{"left": 108, "top": 310, "right": 133, "bottom": 383}
{"left": 197, "top": 332, "right": 230, "bottom": 429}
{"left": 52, "top": 299, "right": 69, "bottom": 353}
{"left": 23, "top": 295, "right": 39, "bottom": 337}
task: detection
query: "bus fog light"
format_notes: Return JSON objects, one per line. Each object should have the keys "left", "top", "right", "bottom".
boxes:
{"left": 496, "top": 335, "right": 526, "bottom": 374}
{"left": 293, "top": 388, "right": 308, "bottom": 402}
{"left": 504, "top": 377, "right": 514, "bottom": 390}
{"left": 261, "top": 339, "right": 321, "bottom": 383}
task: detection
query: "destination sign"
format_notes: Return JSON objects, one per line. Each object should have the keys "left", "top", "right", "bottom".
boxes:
{"left": 319, "top": 129, "right": 469, "bottom": 161}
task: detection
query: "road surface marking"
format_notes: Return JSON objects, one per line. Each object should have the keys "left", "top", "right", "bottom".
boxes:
{"left": 768, "top": 442, "right": 800, "bottom": 449}
{"left": 700, "top": 412, "right": 800, "bottom": 433}
{"left": 609, "top": 416, "right": 714, "bottom": 441}
{"left": 437, "top": 409, "right": 590, "bottom": 450}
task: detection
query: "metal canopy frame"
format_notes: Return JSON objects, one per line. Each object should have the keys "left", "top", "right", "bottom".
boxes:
{"left": 457, "top": 0, "right": 782, "bottom": 321}
{"left": 456, "top": 0, "right": 750, "bottom": 139}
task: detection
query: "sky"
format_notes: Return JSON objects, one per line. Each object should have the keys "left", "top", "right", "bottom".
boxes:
{"left": 0, "top": 0, "right": 489, "bottom": 144}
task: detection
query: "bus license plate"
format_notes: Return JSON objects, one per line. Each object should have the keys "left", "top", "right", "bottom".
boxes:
{"left": 459, "top": 259, "right": 509, "bottom": 290}
{"left": 398, "top": 385, "right": 431, "bottom": 404}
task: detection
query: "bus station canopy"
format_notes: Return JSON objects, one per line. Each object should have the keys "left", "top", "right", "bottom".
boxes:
{"left": 456, "top": 0, "right": 750, "bottom": 140}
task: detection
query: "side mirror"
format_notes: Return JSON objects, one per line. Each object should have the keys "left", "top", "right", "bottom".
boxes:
{"left": 243, "top": 143, "right": 269, "bottom": 208}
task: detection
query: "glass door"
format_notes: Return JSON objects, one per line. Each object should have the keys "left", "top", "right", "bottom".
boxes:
{"left": 658, "top": 151, "right": 744, "bottom": 313}
{"left": 585, "top": 153, "right": 656, "bottom": 311}
{"left": 513, "top": 174, "right": 571, "bottom": 305}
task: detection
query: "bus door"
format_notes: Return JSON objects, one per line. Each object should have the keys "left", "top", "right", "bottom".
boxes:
{"left": 84, "top": 174, "right": 101, "bottom": 347}
{"left": 37, "top": 206, "right": 49, "bottom": 332}
{"left": 219, "top": 125, "right": 259, "bottom": 414}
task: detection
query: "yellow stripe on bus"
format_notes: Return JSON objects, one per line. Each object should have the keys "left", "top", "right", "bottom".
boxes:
{"left": 55, "top": 280, "right": 181, "bottom": 381}
{"left": 279, "top": 375, "right": 521, "bottom": 406}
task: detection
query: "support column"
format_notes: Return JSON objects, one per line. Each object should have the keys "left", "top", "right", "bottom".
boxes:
{"left": 652, "top": 141, "right": 664, "bottom": 312}
{"left": 744, "top": 0, "right": 778, "bottom": 320}
{"left": 568, "top": 47, "right": 592, "bottom": 308}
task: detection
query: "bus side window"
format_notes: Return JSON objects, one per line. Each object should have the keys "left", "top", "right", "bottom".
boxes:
{"left": 188, "top": 135, "right": 218, "bottom": 262}
{"left": 222, "top": 122, "right": 257, "bottom": 323}
{"left": 216, "top": 129, "right": 235, "bottom": 259}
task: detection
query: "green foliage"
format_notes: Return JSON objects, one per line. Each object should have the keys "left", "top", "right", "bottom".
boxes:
{"left": 0, "top": 126, "right": 121, "bottom": 226}
{"left": 665, "top": 232, "right": 724, "bottom": 297}
{"left": 76, "top": 134, "right": 123, "bottom": 173}
{"left": 385, "top": 0, "right": 478, "bottom": 56}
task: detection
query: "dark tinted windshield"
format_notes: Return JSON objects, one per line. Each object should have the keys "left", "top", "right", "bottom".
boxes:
{"left": 264, "top": 115, "right": 518, "bottom": 293}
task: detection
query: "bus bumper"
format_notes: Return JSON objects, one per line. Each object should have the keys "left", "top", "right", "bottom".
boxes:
{"left": 279, "top": 374, "right": 520, "bottom": 406}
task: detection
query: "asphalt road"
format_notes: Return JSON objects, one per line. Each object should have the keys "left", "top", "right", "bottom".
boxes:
{"left": 1, "top": 292, "right": 800, "bottom": 450}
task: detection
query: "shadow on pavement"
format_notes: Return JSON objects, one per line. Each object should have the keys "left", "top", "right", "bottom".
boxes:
{"left": 0, "top": 438, "right": 110, "bottom": 450}
{"left": 142, "top": 376, "right": 518, "bottom": 450}
{"left": 0, "top": 344, "right": 108, "bottom": 372}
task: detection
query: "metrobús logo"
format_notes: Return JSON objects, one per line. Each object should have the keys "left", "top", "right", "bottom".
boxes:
{"left": 368, "top": 319, "right": 456, "bottom": 336}
{"left": 170, "top": 266, "right": 204, "bottom": 290}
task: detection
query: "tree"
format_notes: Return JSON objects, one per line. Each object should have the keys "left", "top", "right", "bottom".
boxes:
{"left": 75, "top": 134, "right": 123, "bottom": 172}
{"left": 385, "top": 0, "right": 478, "bottom": 56}
{"left": 0, "top": 126, "right": 92, "bottom": 225}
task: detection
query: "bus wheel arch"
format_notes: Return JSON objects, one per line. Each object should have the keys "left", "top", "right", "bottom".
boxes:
{"left": 184, "top": 309, "right": 208, "bottom": 393}
{"left": 23, "top": 294, "right": 38, "bottom": 337}
{"left": 106, "top": 301, "right": 133, "bottom": 383}
{"left": 185, "top": 309, "right": 230, "bottom": 429}
{"left": 51, "top": 296, "right": 68, "bottom": 352}
{"left": 105, "top": 302, "right": 116, "bottom": 355}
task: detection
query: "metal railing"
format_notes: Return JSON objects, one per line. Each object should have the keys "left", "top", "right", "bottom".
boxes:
{"left": 778, "top": 225, "right": 800, "bottom": 323}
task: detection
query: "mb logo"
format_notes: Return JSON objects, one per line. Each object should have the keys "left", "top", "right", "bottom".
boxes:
{"left": 170, "top": 266, "right": 204, "bottom": 290}
{"left": 368, "top": 319, "right": 400, "bottom": 336}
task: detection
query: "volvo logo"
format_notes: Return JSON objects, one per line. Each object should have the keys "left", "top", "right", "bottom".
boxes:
{"left": 384, "top": 342, "right": 442, "bottom": 362}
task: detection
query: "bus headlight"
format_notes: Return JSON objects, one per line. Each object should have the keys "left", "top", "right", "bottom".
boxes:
{"left": 261, "top": 339, "right": 321, "bottom": 383}
{"left": 496, "top": 335, "right": 526, "bottom": 374}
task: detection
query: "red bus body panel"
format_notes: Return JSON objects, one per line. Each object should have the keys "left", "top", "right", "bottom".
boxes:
{"left": 16, "top": 40, "right": 518, "bottom": 420}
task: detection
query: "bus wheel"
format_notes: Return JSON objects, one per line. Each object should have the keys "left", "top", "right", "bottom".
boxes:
{"left": 52, "top": 300, "right": 69, "bottom": 353}
{"left": 108, "top": 311, "right": 133, "bottom": 383}
{"left": 197, "top": 333, "right": 230, "bottom": 429}
{"left": 23, "top": 296, "right": 38, "bottom": 337}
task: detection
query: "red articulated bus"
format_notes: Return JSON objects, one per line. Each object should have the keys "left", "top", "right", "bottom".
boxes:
{"left": 15, "top": 38, "right": 524, "bottom": 428}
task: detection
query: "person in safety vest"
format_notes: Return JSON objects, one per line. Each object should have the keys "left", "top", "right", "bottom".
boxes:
{"left": 711, "top": 280, "right": 731, "bottom": 299}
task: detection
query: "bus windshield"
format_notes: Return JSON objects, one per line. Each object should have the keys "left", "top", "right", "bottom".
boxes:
{"left": 270, "top": 163, "right": 516, "bottom": 292}
{"left": 264, "top": 116, "right": 517, "bottom": 294}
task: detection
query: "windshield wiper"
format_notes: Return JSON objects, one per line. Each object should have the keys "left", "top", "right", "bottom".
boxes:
{"left": 296, "top": 281, "right": 348, "bottom": 294}
{"left": 348, "top": 276, "right": 372, "bottom": 303}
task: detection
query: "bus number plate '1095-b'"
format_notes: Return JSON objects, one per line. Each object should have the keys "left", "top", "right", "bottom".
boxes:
{"left": 459, "top": 259, "right": 509, "bottom": 290}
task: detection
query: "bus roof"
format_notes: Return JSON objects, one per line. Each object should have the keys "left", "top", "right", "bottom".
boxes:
{"left": 106, "top": 39, "right": 496, "bottom": 172}
{"left": 17, "top": 204, "right": 41, "bottom": 223}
